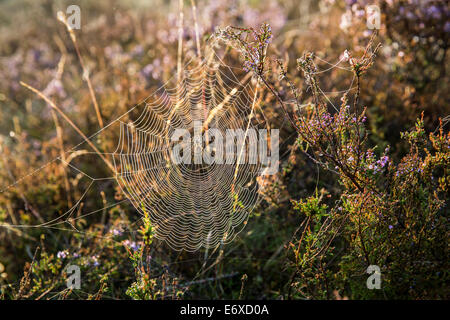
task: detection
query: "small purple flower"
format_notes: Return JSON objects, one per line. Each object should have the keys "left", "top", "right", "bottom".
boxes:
{"left": 91, "top": 255, "right": 100, "bottom": 267}
{"left": 141, "top": 64, "right": 153, "bottom": 77}
{"left": 130, "top": 242, "right": 141, "bottom": 251}
{"left": 426, "top": 5, "right": 442, "bottom": 20}
{"left": 444, "top": 21, "right": 450, "bottom": 33}
{"left": 388, "top": 225, "right": 393, "bottom": 230}
{"left": 112, "top": 228, "right": 123, "bottom": 236}
{"left": 345, "top": 0, "right": 357, "bottom": 6}
{"left": 355, "top": 10, "right": 365, "bottom": 18}
{"left": 57, "top": 250, "right": 68, "bottom": 259}
{"left": 123, "top": 240, "right": 142, "bottom": 252}
{"left": 43, "top": 79, "right": 66, "bottom": 98}
{"left": 376, "top": 155, "right": 389, "bottom": 168}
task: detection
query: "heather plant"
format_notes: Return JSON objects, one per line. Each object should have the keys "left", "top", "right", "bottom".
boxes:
{"left": 288, "top": 114, "right": 448, "bottom": 299}
{"left": 338, "top": 0, "right": 449, "bottom": 140}
{"left": 216, "top": 21, "right": 448, "bottom": 299}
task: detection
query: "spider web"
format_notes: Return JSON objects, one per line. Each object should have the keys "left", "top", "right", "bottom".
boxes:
{"left": 112, "top": 49, "right": 268, "bottom": 251}
{"left": 0, "top": 47, "right": 274, "bottom": 252}
{"left": 0, "top": 38, "right": 360, "bottom": 298}
{"left": 0, "top": 38, "right": 357, "bottom": 255}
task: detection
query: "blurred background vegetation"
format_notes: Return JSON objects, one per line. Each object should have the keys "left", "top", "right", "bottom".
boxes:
{"left": 0, "top": 0, "right": 448, "bottom": 299}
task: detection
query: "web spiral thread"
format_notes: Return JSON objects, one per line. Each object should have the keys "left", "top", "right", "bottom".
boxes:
{"left": 113, "top": 53, "right": 266, "bottom": 251}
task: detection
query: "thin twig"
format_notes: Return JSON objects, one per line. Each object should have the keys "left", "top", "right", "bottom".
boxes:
{"left": 20, "top": 81, "right": 115, "bottom": 173}
{"left": 190, "top": 0, "right": 202, "bottom": 58}
{"left": 57, "top": 11, "right": 104, "bottom": 128}
{"left": 177, "top": 0, "right": 184, "bottom": 83}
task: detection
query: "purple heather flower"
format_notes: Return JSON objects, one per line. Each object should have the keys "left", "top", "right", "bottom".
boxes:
{"left": 444, "top": 21, "right": 450, "bottom": 33}
{"left": 131, "top": 45, "right": 144, "bottom": 56}
{"left": 427, "top": 5, "right": 442, "bottom": 20}
{"left": 141, "top": 64, "right": 153, "bottom": 77}
{"left": 112, "top": 228, "right": 123, "bottom": 236}
{"left": 91, "top": 255, "right": 100, "bottom": 267}
{"left": 363, "top": 30, "right": 372, "bottom": 38}
{"left": 376, "top": 155, "right": 389, "bottom": 168}
{"left": 355, "top": 10, "right": 365, "bottom": 18}
{"left": 345, "top": 0, "right": 357, "bottom": 6}
{"left": 43, "top": 79, "right": 66, "bottom": 98}
{"left": 130, "top": 242, "right": 141, "bottom": 251}
{"left": 123, "top": 240, "right": 142, "bottom": 251}
{"left": 406, "top": 11, "right": 415, "bottom": 20}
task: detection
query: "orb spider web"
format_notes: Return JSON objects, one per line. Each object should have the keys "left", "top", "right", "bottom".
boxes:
{"left": 0, "top": 43, "right": 357, "bottom": 254}
{"left": 112, "top": 49, "right": 269, "bottom": 251}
